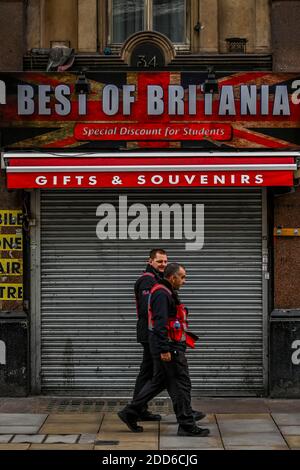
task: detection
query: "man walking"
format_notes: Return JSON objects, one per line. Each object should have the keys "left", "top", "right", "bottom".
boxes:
{"left": 119, "top": 263, "right": 209, "bottom": 437}
{"left": 132, "top": 248, "right": 168, "bottom": 421}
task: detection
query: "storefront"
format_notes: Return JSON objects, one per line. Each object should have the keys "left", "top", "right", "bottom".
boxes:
{"left": 0, "top": 71, "right": 299, "bottom": 396}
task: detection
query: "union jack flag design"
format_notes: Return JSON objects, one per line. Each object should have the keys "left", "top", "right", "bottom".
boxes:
{"left": 0, "top": 71, "right": 300, "bottom": 150}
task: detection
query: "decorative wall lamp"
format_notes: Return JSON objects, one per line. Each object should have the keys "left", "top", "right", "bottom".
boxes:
{"left": 202, "top": 67, "right": 219, "bottom": 94}
{"left": 75, "top": 73, "right": 91, "bottom": 94}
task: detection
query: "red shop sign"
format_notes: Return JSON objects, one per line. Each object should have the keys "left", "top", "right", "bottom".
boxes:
{"left": 74, "top": 123, "right": 232, "bottom": 141}
{"left": 7, "top": 170, "right": 294, "bottom": 189}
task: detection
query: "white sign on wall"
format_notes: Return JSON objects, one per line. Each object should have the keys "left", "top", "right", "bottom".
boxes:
{"left": 0, "top": 80, "right": 6, "bottom": 104}
{"left": 291, "top": 340, "right": 300, "bottom": 365}
{"left": 0, "top": 340, "right": 6, "bottom": 365}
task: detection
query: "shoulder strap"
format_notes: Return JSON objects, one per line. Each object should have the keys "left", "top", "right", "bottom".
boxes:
{"left": 150, "top": 284, "right": 172, "bottom": 296}
{"left": 135, "top": 272, "right": 156, "bottom": 293}
{"left": 136, "top": 272, "right": 156, "bottom": 286}
{"left": 141, "top": 272, "right": 156, "bottom": 279}
{"left": 148, "top": 283, "right": 172, "bottom": 328}
{"left": 135, "top": 271, "right": 158, "bottom": 313}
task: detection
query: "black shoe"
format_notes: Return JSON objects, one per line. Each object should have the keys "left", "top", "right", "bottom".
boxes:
{"left": 177, "top": 425, "right": 210, "bottom": 437}
{"left": 138, "top": 410, "right": 161, "bottom": 421}
{"left": 117, "top": 409, "right": 143, "bottom": 433}
{"left": 192, "top": 410, "right": 206, "bottom": 421}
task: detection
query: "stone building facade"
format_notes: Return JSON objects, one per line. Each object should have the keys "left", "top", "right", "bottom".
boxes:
{"left": 1, "top": 0, "right": 300, "bottom": 396}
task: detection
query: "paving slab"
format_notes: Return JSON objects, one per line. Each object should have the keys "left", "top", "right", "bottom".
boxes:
{"left": 40, "top": 422, "right": 100, "bottom": 434}
{"left": 284, "top": 435, "right": 300, "bottom": 449}
{"left": 103, "top": 413, "right": 128, "bottom": 423}
{"left": 12, "top": 434, "right": 46, "bottom": 444}
{"left": 96, "top": 419, "right": 158, "bottom": 451}
{"left": 0, "top": 413, "right": 47, "bottom": 426}
{"left": 96, "top": 427, "right": 158, "bottom": 451}
{"left": 279, "top": 426, "right": 300, "bottom": 435}
{"left": 226, "top": 446, "right": 288, "bottom": 451}
{"left": 222, "top": 433, "right": 288, "bottom": 449}
{"left": 79, "top": 433, "right": 97, "bottom": 444}
{"left": 0, "top": 444, "right": 30, "bottom": 450}
{"left": 272, "top": 413, "right": 300, "bottom": 426}
{"left": 218, "top": 418, "right": 278, "bottom": 434}
{"left": 191, "top": 399, "right": 269, "bottom": 414}
{"left": 160, "top": 423, "right": 219, "bottom": 437}
{"left": 267, "top": 400, "right": 300, "bottom": 413}
{"left": 99, "top": 420, "right": 159, "bottom": 433}
{"left": 45, "top": 413, "right": 102, "bottom": 423}
{"left": 0, "top": 426, "right": 42, "bottom": 434}
{"left": 94, "top": 443, "right": 157, "bottom": 450}
{"left": 0, "top": 397, "right": 50, "bottom": 413}
{"left": 216, "top": 413, "right": 273, "bottom": 421}
{"left": 0, "top": 435, "right": 13, "bottom": 443}
{"left": 44, "top": 434, "right": 79, "bottom": 444}
{"left": 97, "top": 430, "right": 157, "bottom": 442}
{"left": 30, "top": 444, "right": 94, "bottom": 450}
{"left": 162, "top": 414, "right": 216, "bottom": 425}
{"left": 101, "top": 413, "right": 158, "bottom": 435}
{"left": 160, "top": 435, "right": 223, "bottom": 450}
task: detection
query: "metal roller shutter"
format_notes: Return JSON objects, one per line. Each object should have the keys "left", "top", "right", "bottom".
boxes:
{"left": 40, "top": 188, "right": 264, "bottom": 396}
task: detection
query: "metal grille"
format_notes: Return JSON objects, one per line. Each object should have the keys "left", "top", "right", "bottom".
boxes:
{"left": 226, "top": 37, "right": 248, "bottom": 54}
{"left": 40, "top": 189, "right": 264, "bottom": 396}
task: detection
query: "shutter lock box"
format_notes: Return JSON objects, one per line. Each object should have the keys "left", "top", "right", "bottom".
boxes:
{"left": 0, "top": 312, "right": 29, "bottom": 396}
{"left": 270, "top": 310, "right": 300, "bottom": 398}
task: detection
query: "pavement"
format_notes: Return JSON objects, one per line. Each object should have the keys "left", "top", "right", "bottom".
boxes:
{"left": 0, "top": 397, "right": 300, "bottom": 450}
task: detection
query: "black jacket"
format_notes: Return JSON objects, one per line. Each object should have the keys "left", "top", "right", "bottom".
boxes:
{"left": 148, "top": 279, "right": 186, "bottom": 357}
{"left": 134, "top": 265, "right": 163, "bottom": 343}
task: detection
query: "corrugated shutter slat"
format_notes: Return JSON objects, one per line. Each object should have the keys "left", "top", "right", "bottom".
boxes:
{"left": 40, "top": 189, "right": 263, "bottom": 396}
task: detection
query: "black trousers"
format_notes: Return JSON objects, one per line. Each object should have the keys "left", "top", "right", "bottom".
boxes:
{"left": 132, "top": 342, "right": 154, "bottom": 411}
{"left": 128, "top": 350, "right": 195, "bottom": 428}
